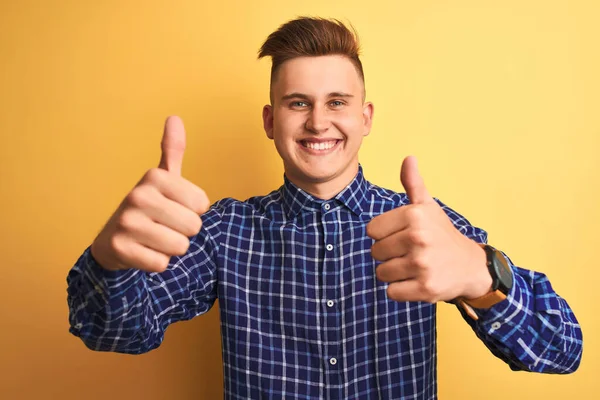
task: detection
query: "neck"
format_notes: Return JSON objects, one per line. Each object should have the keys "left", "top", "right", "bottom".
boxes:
{"left": 286, "top": 163, "right": 359, "bottom": 200}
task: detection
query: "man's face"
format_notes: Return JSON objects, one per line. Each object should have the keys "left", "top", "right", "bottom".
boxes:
{"left": 263, "top": 55, "right": 373, "bottom": 192}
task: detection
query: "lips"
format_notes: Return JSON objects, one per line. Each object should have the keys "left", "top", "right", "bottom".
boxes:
{"left": 301, "top": 140, "right": 339, "bottom": 150}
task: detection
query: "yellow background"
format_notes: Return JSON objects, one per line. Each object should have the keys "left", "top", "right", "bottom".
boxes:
{"left": 1, "top": 1, "right": 597, "bottom": 399}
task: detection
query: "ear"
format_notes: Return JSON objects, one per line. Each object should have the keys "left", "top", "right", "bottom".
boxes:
{"left": 362, "top": 102, "right": 374, "bottom": 137}
{"left": 262, "top": 104, "right": 274, "bottom": 140}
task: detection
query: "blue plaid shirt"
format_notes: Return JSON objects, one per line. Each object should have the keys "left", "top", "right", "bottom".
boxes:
{"left": 67, "top": 166, "right": 582, "bottom": 399}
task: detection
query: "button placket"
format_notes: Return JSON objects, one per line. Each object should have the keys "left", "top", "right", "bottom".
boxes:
{"left": 321, "top": 208, "right": 341, "bottom": 390}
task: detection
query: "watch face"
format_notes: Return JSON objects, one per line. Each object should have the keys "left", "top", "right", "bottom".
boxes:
{"left": 493, "top": 250, "right": 513, "bottom": 292}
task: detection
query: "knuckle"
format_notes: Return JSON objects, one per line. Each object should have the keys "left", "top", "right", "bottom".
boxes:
{"left": 406, "top": 205, "right": 424, "bottom": 224}
{"left": 406, "top": 230, "right": 418, "bottom": 245}
{"left": 113, "top": 212, "right": 131, "bottom": 231}
{"left": 125, "top": 188, "right": 149, "bottom": 209}
{"left": 115, "top": 211, "right": 136, "bottom": 231}
{"left": 421, "top": 280, "right": 440, "bottom": 302}
{"left": 108, "top": 234, "right": 126, "bottom": 257}
{"left": 143, "top": 168, "right": 164, "bottom": 184}
{"left": 412, "top": 253, "right": 429, "bottom": 269}
{"left": 407, "top": 229, "right": 426, "bottom": 245}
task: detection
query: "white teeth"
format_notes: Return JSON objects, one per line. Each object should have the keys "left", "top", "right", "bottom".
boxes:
{"left": 303, "top": 140, "right": 337, "bottom": 150}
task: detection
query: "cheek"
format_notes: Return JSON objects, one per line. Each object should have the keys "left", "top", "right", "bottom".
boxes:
{"left": 274, "top": 113, "right": 304, "bottom": 138}
{"left": 272, "top": 117, "right": 299, "bottom": 156}
{"left": 333, "top": 112, "right": 365, "bottom": 138}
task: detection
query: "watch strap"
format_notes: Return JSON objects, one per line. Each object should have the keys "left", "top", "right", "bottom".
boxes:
{"left": 455, "top": 244, "right": 511, "bottom": 320}
{"left": 456, "top": 290, "right": 508, "bottom": 321}
{"left": 464, "top": 290, "right": 507, "bottom": 309}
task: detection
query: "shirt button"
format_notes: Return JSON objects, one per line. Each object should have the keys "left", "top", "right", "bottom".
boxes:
{"left": 94, "top": 284, "right": 103, "bottom": 294}
{"left": 329, "top": 357, "right": 337, "bottom": 365}
{"left": 327, "top": 300, "right": 334, "bottom": 308}
{"left": 491, "top": 322, "right": 501, "bottom": 330}
{"left": 324, "top": 203, "right": 331, "bottom": 211}
{"left": 326, "top": 244, "right": 333, "bottom": 251}
{"left": 74, "top": 323, "right": 83, "bottom": 329}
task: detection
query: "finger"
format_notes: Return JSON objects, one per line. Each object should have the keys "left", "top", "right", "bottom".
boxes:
{"left": 370, "top": 229, "right": 413, "bottom": 261}
{"left": 161, "top": 180, "right": 210, "bottom": 216}
{"left": 158, "top": 115, "right": 186, "bottom": 175}
{"left": 128, "top": 215, "right": 192, "bottom": 256}
{"left": 146, "top": 170, "right": 210, "bottom": 215}
{"left": 116, "top": 239, "right": 173, "bottom": 273}
{"left": 386, "top": 280, "right": 424, "bottom": 303}
{"left": 366, "top": 207, "right": 410, "bottom": 240}
{"left": 400, "top": 156, "right": 432, "bottom": 205}
{"left": 376, "top": 257, "right": 416, "bottom": 283}
{"left": 144, "top": 192, "right": 203, "bottom": 237}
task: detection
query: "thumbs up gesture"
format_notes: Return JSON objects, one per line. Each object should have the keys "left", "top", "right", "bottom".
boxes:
{"left": 366, "top": 156, "right": 491, "bottom": 303}
{"left": 90, "top": 116, "right": 210, "bottom": 273}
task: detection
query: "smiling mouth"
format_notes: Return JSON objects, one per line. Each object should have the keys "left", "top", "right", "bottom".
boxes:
{"left": 300, "top": 140, "right": 342, "bottom": 151}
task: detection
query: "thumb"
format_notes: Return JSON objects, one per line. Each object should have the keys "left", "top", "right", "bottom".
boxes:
{"left": 400, "top": 156, "right": 432, "bottom": 204}
{"left": 158, "top": 115, "right": 186, "bottom": 175}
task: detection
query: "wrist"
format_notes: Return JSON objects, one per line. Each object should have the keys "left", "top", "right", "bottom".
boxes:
{"left": 461, "top": 241, "right": 493, "bottom": 300}
{"left": 90, "top": 240, "right": 118, "bottom": 271}
{"left": 455, "top": 243, "right": 513, "bottom": 320}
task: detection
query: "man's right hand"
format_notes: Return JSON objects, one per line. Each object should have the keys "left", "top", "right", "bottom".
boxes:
{"left": 90, "top": 116, "right": 210, "bottom": 273}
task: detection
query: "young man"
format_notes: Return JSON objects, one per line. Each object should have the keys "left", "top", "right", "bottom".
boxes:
{"left": 67, "top": 17, "right": 582, "bottom": 399}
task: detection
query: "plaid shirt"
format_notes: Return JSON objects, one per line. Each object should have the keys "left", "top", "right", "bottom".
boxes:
{"left": 67, "top": 166, "right": 582, "bottom": 399}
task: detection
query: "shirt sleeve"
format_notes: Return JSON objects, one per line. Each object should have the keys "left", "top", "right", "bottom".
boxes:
{"left": 435, "top": 198, "right": 583, "bottom": 374}
{"left": 66, "top": 207, "right": 223, "bottom": 354}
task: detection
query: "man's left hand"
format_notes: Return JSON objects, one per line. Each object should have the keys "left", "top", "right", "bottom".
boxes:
{"left": 366, "top": 156, "right": 492, "bottom": 303}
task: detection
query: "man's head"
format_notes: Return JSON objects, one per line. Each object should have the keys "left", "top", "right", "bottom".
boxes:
{"left": 259, "top": 17, "right": 374, "bottom": 198}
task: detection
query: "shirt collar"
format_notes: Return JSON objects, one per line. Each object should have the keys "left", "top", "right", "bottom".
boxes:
{"left": 281, "top": 165, "right": 369, "bottom": 219}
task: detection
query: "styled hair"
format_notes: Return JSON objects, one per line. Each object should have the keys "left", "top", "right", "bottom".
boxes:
{"left": 258, "top": 17, "right": 364, "bottom": 101}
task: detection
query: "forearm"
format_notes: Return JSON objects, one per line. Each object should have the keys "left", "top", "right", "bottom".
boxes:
{"left": 67, "top": 247, "right": 165, "bottom": 354}
{"left": 67, "top": 207, "right": 223, "bottom": 354}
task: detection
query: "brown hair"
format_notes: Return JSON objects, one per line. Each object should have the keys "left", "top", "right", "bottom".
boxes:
{"left": 258, "top": 17, "right": 364, "bottom": 101}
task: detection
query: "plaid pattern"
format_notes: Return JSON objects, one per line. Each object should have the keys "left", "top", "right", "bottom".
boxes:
{"left": 67, "top": 166, "right": 582, "bottom": 399}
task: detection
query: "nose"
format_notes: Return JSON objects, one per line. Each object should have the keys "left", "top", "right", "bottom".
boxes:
{"left": 305, "top": 105, "right": 331, "bottom": 134}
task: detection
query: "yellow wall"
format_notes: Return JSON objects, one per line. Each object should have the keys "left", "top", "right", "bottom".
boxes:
{"left": 1, "top": 1, "right": 597, "bottom": 398}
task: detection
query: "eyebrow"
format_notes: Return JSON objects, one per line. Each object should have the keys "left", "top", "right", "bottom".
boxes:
{"left": 280, "top": 92, "right": 355, "bottom": 101}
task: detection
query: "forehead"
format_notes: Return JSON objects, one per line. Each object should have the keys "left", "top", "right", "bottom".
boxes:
{"left": 272, "top": 55, "right": 363, "bottom": 98}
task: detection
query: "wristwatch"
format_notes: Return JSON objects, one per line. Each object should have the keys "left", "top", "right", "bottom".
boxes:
{"left": 456, "top": 244, "right": 514, "bottom": 320}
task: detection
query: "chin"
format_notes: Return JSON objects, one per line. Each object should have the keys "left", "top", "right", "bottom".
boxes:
{"left": 295, "top": 163, "right": 343, "bottom": 183}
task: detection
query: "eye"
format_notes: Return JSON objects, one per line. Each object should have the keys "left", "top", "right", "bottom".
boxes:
{"left": 330, "top": 100, "right": 345, "bottom": 107}
{"left": 290, "top": 101, "right": 309, "bottom": 108}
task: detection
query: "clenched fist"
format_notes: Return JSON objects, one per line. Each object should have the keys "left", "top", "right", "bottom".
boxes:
{"left": 366, "top": 156, "right": 491, "bottom": 303}
{"left": 90, "top": 116, "right": 210, "bottom": 273}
